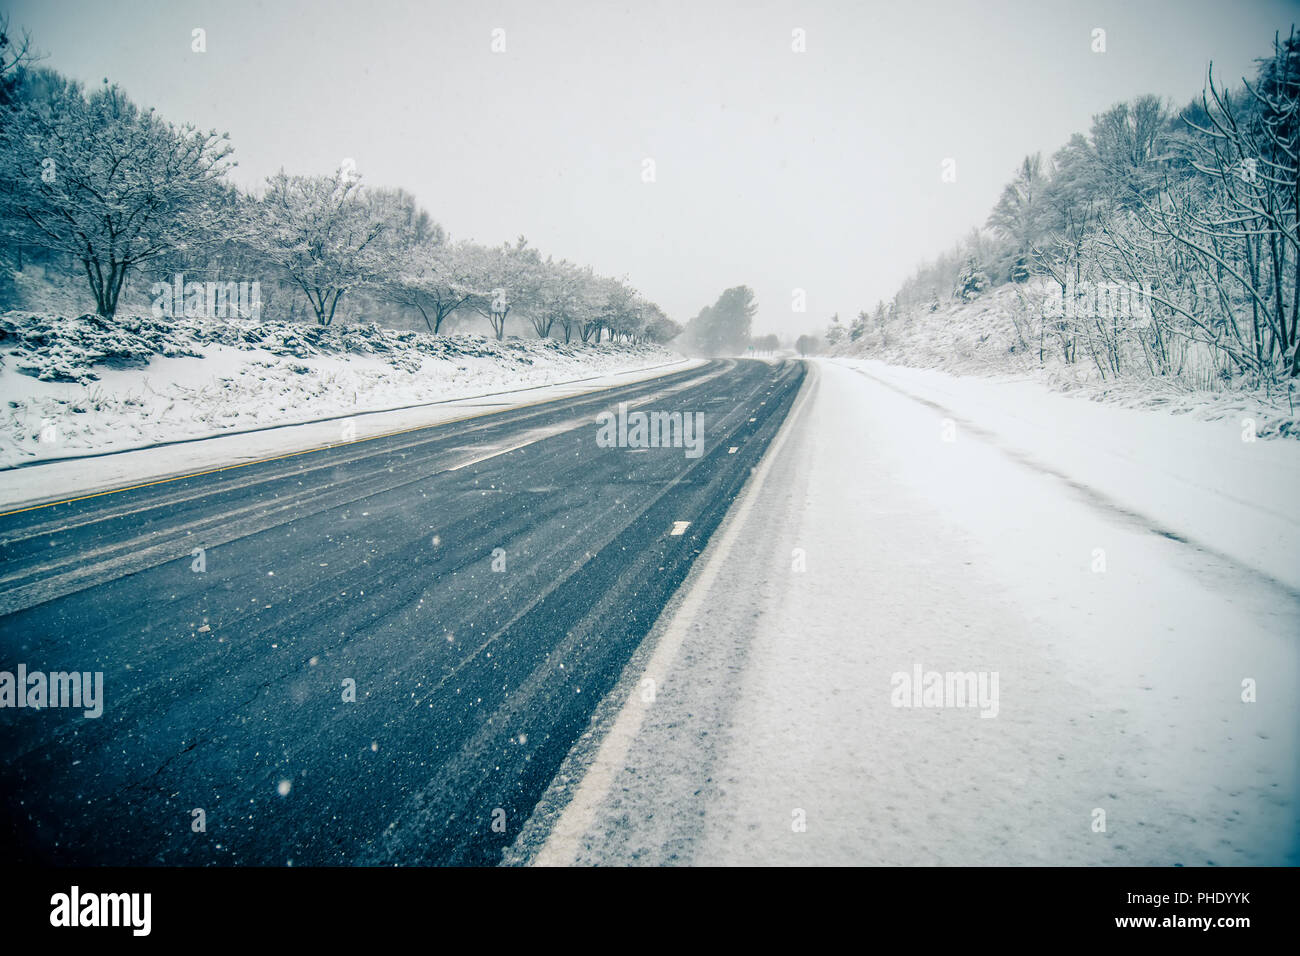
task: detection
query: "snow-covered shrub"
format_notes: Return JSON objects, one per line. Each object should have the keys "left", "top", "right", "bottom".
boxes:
{"left": 955, "top": 262, "right": 990, "bottom": 301}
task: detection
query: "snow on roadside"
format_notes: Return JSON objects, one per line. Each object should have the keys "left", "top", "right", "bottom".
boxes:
{"left": 0, "top": 311, "right": 679, "bottom": 467}
{"left": 836, "top": 357, "right": 1300, "bottom": 594}
{"left": 837, "top": 282, "right": 1300, "bottom": 440}
{"left": 528, "top": 358, "right": 1299, "bottom": 866}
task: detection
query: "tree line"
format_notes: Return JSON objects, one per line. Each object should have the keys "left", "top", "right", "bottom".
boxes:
{"left": 0, "top": 19, "right": 681, "bottom": 345}
{"left": 844, "top": 28, "right": 1299, "bottom": 387}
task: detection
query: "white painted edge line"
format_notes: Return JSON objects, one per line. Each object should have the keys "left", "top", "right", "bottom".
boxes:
{"left": 532, "top": 362, "right": 818, "bottom": 866}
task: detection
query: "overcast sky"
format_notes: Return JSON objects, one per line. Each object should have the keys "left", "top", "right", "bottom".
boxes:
{"left": 8, "top": 0, "right": 1297, "bottom": 335}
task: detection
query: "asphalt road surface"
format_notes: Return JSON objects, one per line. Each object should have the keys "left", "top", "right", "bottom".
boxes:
{"left": 0, "top": 357, "right": 804, "bottom": 865}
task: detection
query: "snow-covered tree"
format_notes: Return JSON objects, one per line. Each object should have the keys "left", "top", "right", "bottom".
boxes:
{"left": 640, "top": 302, "right": 682, "bottom": 344}
{"left": 558, "top": 265, "right": 604, "bottom": 343}
{"left": 0, "top": 72, "right": 234, "bottom": 317}
{"left": 386, "top": 239, "right": 478, "bottom": 333}
{"left": 531, "top": 258, "right": 588, "bottom": 339}
{"left": 252, "top": 169, "right": 398, "bottom": 326}
{"left": 0, "top": 13, "right": 38, "bottom": 107}
{"left": 682, "top": 285, "right": 756, "bottom": 355}
{"left": 955, "top": 259, "right": 990, "bottom": 300}
{"left": 987, "top": 153, "right": 1049, "bottom": 261}
{"left": 469, "top": 238, "right": 543, "bottom": 339}
{"left": 825, "top": 313, "right": 845, "bottom": 345}
{"left": 849, "top": 311, "right": 868, "bottom": 341}
{"left": 583, "top": 274, "right": 636, "bottom": 344}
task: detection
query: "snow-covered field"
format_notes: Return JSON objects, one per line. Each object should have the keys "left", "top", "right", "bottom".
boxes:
{"left": 519, "top": 356, "right": 1299, "bottom": 866}
{"left": 0, "top": 311, "right": 680, "bottom": 468}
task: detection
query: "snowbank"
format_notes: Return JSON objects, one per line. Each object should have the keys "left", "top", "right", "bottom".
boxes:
{"left": 0, "top": 312, "right": 678, "bottom": 466}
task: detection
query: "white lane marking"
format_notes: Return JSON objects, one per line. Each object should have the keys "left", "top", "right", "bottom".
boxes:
{"left": 534, "top": 364, "right": 816, "bottom": 867}
{"left": 444, "top": 436, "right": 547, "bottom": 472}
{"left": 670, "top": 521, "right": 690, "bottom": 536}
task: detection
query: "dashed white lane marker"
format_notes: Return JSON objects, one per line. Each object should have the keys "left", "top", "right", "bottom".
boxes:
{"left": 670, "top": 521, "right": 691, "bottom": 536}
{"left": 728, "top": 447, "right": 738, "bottom": 454}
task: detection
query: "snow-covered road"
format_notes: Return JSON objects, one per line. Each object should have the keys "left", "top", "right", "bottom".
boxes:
{"left": 522, "top": 357, "right": 1300, "bottom": 866}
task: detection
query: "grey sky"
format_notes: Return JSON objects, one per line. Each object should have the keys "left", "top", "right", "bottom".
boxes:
{"left": 8, "top": 0, "right": 1297, "bottom": 335}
